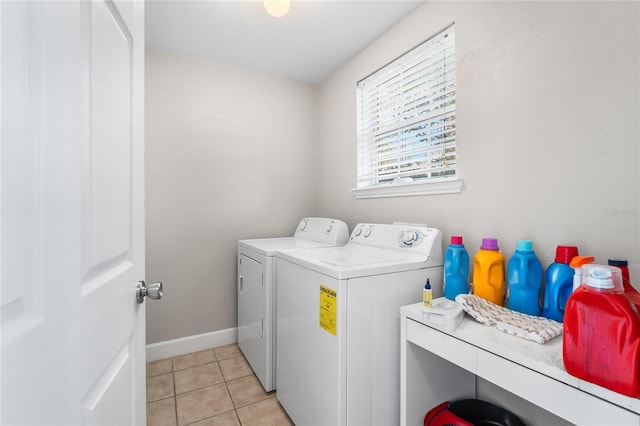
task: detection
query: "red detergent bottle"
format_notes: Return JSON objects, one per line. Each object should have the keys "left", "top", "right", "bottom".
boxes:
{"left": 608, "top": 259, "right": 640, "bottom": 311}
{"left": 563, "top": 264, "right": 640, "bottom": 397}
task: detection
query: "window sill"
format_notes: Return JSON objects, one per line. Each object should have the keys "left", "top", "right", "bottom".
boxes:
{"left": 351, "top": 177, "right": 463, "bottom": 199}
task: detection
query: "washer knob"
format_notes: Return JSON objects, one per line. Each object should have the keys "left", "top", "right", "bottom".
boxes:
{"left": 299, "top": 218, "right": 308, "bottom": 231}
{"left": 402, "top": 231, "right": 419, "bottom": 246}
{"left": 354, "top": 226, "right": 363, "bottom": 236}
{"left": 326, "top": 225, "right": 333, "bottom": 233}
{"left": 363, "top": 227, "right": 372, "bottom": 238}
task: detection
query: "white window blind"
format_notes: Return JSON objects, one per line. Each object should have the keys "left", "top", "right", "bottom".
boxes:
{"left": 354, "top": 24, "right": 459, "bottom": 198}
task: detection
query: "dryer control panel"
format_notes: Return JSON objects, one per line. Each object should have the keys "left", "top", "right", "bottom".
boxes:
{"left": 294, "top": 217, "right": 350, "bottom": 246}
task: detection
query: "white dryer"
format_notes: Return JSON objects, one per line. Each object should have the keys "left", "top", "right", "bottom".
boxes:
{"left": 237, "top": 217, "right": 349, "bottom": 392}
{"left": 276, "top": 223, "right": 443, "bottom": 426}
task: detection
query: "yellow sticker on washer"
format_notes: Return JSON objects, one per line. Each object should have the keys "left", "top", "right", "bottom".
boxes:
{"left": 319, "top": 285, "right": 337, "bottom": 336}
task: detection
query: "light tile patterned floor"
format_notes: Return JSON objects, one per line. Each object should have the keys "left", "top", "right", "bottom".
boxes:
{"left": 146, "top": 344, "right": 294, "bottom": 426}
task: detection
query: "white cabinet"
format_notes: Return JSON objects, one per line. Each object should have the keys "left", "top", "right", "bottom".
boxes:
{"left": 400, "top": 302, "right": 640, "bottom": 425}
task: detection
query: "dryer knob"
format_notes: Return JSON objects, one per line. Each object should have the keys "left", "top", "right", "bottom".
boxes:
{"left": 299, "top": 218, "right": 308, "bottom": 231}
{"left": 326, "top": 225, "right": 333, "bottom": 233}
{"left": 354, "top": 226, "right": 363, "bottom": 236}
{"left": 363, "top": 227, "right": 372, "bottom": 238}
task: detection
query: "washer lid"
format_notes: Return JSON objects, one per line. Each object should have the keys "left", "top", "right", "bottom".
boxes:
{"left": 277, "top": 244, "right": 438, "bottom": 279}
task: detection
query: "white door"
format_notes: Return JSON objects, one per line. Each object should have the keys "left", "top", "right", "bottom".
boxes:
{"left": 238, "top": 254, "right": 264, "bottom": 341}
{"left": 237, "top": 254, "right": 266, "bottom": 387}
{"left": 1, "top": 1, "right": 148, "bottom": 424}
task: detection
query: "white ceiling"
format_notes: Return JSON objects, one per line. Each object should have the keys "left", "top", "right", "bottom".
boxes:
{"left": 145, "top": 0, "right": 425, "bottom": 84}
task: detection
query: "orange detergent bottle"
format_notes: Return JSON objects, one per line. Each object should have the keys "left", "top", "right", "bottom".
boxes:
{"left": 563, "top": 264, "right": 640, "bottom": 397}
{"left": 472, "top": 238, "right": 505, "bottom": 306}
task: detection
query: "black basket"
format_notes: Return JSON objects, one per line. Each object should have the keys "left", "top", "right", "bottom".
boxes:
{"left": 424, "top": 399, "right": 525, "bottom": 426}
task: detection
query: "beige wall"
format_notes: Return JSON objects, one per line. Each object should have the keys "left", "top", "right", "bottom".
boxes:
{"left": 145, "top": 50, "right": 317, "bottom": 344}
{"left": 317, "top": 1, "right": 639, "bottom": 277}
{"left": 318, "top": 5, "right": 638, "bottom": 419}
{"left": 145, "top": 1, "right": 639, "bottom": 345}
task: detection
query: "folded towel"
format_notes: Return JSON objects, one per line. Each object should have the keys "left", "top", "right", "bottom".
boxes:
{"left": 455, "top": 294, "right": 563, "bottom": 344}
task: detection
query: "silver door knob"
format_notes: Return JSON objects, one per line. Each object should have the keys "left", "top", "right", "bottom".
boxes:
{"left": 136, "top": 280, "right": 163, "bottom": 304}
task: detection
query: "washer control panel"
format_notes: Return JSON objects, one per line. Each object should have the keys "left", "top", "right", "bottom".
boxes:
{"left": 350, "top": 223, "right": 443, "bottom": 259}
{"left": 352, "top": 223, "right": 373, "bottom": 238}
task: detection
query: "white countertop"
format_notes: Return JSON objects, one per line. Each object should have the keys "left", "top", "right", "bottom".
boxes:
{"left": 401, "top": 302, "right": 640, "bottom": 415}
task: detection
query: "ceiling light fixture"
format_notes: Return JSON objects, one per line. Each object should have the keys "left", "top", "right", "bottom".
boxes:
{"left": 263, "top": 0, "right": 291, "bottom": 18}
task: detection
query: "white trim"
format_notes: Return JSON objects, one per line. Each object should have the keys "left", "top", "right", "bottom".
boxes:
{"left": 351, "top": 177, "right": 463, "bottom": 199}
{"left": 145, "top": 327, "right": 237, "bottom": 362}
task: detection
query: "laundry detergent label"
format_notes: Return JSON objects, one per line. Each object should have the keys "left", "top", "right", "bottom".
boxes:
{"left": 319, "top": 285, "right": 337, "bottom": 336}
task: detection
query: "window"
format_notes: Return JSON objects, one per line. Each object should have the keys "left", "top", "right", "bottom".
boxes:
{"left": 353, "top": 24, "right": 461, "bottom": 199}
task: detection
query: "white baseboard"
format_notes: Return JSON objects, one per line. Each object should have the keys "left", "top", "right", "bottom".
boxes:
{"left": 146, "top": 327, "right": 238, "bottom": 362}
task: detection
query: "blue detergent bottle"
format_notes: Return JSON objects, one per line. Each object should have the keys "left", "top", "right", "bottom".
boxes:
{"left": 443, "top": 236, "right": 470, "bottom": 300}
{"left": 542, "top": 245, "right": 579, "bottom": 322}
{"left": 506, "top": 240, "right": 543, "bottom": 315}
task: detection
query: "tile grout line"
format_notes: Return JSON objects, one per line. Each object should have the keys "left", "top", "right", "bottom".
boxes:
{"left": 224, "top": 379, "right": 242, "bottom": 426}
{"left": 222, "top": 353, "right": 245, "bottom": 425}
{"left": 172, "top": 359, "right": 178, "bottom": 426}
{"left": 222, "top": 361, "right": 242, "bottom": 425}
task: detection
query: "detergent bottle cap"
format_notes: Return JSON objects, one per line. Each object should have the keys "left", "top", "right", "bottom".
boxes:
{"left": 570, "top": 256, "right": 594, "bottom": 292}
{"left": 583, "top": 265, "right": 622, "bottom": 291}
{"left": 451, "top": 236, "right": 463, "bottom": 245}
{"left": 516, "top": 240, "right": 533, "bottom": 252}
{"left": 570, "top": 255, "right": 595, "bottom": 269}
{"left": 481, "top": 238, "right": 498, "bottom": 251}
{"left": 555, "top": 245, "right": 579, "bottom": 264}
{"left": 608, "top": 259, "right": 628, "bottom": 268}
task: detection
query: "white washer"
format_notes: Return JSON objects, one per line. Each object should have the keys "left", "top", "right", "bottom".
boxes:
{"left": 276, "top": 223, "right": 443, "bottom": 426}
{"left": 237, "top": 217, "right": 349, "bottom": 392}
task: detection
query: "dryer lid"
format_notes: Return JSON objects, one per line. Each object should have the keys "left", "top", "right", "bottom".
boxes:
{"left": 238, "top": 237, "right": 330, "bottom": 257}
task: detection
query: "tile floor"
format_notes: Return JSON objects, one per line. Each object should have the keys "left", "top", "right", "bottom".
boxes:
{"left": 146, "top": 344, "right": 294, "bottom": 426}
